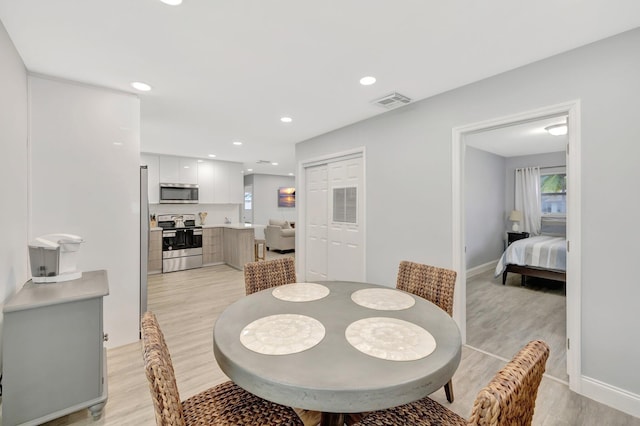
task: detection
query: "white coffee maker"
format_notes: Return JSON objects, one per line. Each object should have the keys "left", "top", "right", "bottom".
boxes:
{"left": 28, "top": 234, "right": 84, "bottom": 283}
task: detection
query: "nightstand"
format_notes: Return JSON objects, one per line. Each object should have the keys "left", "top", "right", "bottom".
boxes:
{"left": 507, "top": 231, "right": 530, "bottom": 246}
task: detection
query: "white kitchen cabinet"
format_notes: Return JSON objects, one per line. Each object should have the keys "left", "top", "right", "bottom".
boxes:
{"left": 2, "top": 270, "right": 109, "bottom": 425}
{"left": 159, "top": 156, "right": 198, "bottom": 184}
{"left": 197, "top": 160, "right": 215, "bottom": 203}
{"left": 141, "top": 153, "right": 160, "bottom": 203}
{"left": 149, "top": 154, "right": 242, "bottom": 202}
{"left": 214, "top": 161, "right": 243, "bottom": 204}
{"left": 226, "top": 161, "right": 244, "bottom": 204}
{"left": 159, "top": 155, "right": 180, "bottom": 183}
{"left": 179, "top": 158, "right": 198, "bottom": 184}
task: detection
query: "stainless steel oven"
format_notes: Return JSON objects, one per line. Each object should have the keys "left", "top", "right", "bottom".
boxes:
{"left": 157, "top": 214, "right": 203, "bottom": 273}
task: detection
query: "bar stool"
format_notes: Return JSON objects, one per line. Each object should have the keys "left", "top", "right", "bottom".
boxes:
{"left": 254, "top": 239, "right": 266, "bottom": 261}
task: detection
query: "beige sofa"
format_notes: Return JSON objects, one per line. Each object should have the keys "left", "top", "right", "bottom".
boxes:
{"left": 265, "top": 219, "right": 295, "bottom": 252}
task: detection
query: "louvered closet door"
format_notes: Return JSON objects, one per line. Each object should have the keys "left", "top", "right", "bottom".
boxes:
{"left": 327, "top": 157, "right": 364, "bottom": 282}
{"left": 305, "top": 164, "right": 329, "bottom": 281}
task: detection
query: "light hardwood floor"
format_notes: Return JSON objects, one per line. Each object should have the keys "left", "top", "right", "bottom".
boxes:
{"left": 466, "top": 269, "right": 567, "bottom": 382}
{"left": 37, "top": 254, "right": 639, "bottom": 426}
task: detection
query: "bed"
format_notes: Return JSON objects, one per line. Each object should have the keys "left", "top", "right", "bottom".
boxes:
{"left": 495, "top": 218, "right": 567, "bottom": 286}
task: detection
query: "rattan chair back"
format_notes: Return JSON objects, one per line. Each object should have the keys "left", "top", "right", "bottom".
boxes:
{"left": 141, "top": 312, "right": 186, "bottom": 426}
{"left": 468, "top": 339, "right": 550, "bottom": 425}
{"left": 244, "top": 257, "right": 297, "bottom": 295}
{"left": 396, "top": 260, "right": 457, "bottom": 316}
{"left": 351, "top": 340, "right": 549, "bottom": 426}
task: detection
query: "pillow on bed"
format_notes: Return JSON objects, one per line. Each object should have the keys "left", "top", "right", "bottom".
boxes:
{"left": 540, "top": 217, "right": 566, "bottom": 236}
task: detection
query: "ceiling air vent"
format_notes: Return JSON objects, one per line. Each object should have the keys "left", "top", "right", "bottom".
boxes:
{"left": 256, "top": 160, "right": 272, "bottom": 164}
{"left": 372, "top": 92, "right": 412, "bottom": 109}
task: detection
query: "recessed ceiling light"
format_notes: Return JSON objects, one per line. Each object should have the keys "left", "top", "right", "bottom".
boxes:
{"left": 233, "top": 141, "right": 243, "bottom": 146}
{"left": 359, "top": 76, "right": 376, "bottom": 86}
{"left": 248, "top": 168, "right": 253, "bottom": 172}
{"left": 271, "top": 162, "right": 279, "bottom": 166}
{"left": 280, "top": 116, "right": 292, "bottom": 123}
{"left": 130, "top": 81, "right": 152, "bottom": 92}
{"left": 183, "top": 166, "right": 190, "bottom": 169}
{"left": 160, "top": 0, "right": 182, "bottom": 5}
{"left": 208, "top": 154, "right": 216, "bottom": 158}
{"left": 113, "top": 142, "right": 123, "bottom": 146}
{"left": 288, "top": 173, "right": 294, "bottom": 176}
{"left": 197, "top": 160, "right": 203, "bottom": 163}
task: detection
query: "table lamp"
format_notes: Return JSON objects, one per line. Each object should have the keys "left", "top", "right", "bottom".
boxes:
{"left": 509, "top": 210, "right": 523, "bottom": 232}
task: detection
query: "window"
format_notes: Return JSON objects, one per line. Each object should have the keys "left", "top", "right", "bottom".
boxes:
{"left": 540, "top": 173, "right": 566, "bottom": 215}
{"left": 244, "top": 191, "right": 252, "bottom": 210}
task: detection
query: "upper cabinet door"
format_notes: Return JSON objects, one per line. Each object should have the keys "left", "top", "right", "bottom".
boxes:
{"left": 179, "top": 158, "right": 198, "bottom": 184}
{"left": 198, "top": 160, "right": 215, "bottom": 203}
{"left": 159, "top": 156, "right": 180, "bottom": 183}
{"left": 141, "top": 153, "right": 160, "bottom": 204}
{"left": 226, "top": 162, "right": 244, "bottom": 204}
{"left": 158, "top": 156, "right": 198, "bottom": 184}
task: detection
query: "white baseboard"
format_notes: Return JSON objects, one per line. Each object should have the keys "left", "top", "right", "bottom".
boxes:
{"left": 466, "top": 259, "right": 498, "bottom": 278}
{"left": 580, "top": 375, "right": 640, "bottom": 418}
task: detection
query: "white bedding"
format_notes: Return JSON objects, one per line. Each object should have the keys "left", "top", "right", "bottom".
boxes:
{"left": 495, "top": 235, "right": 567, "bottom": 277}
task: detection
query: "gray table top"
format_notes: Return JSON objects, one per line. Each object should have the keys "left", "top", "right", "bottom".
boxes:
{"left": 3, "top": 270, "right": 109, "bottom": 313}
{"left": 213, "top": 281, "right": 461, "bottom": 413}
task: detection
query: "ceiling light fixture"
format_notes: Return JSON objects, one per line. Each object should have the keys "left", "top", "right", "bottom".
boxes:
{"left": 233, "top": 141, "right": 243, "bottom": 146}
{"left": 130, "top": 81, "right": 152, "bottom": 92}
{"left": 359, "top": 76, "right": 376, "bottom": 86}
{"left": 271, "top": 162, "right": 279, "bottom": 166}
{"left": 160, "top": 0, "right": 183, "bottom": 5}
{"left": 288, "top": 173, "right": 294, "bottom": 176}
{"left": 247, "top": 168, "right": 253, "bottom": 172}
{"left": 545, "top": 123, "right": 568, "bottom": 136}
{"left": 208, "top": 154, "right": 216, "bottom": 158}
{"left": 280, "top": 116, "right": 292, "bottom": 123}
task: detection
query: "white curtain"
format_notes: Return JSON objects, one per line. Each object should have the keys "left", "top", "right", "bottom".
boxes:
{"left": 515, "top": 167, "right": 541, "bottom": 235}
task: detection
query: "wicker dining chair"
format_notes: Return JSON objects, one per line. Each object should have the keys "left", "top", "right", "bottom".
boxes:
{"left": 141, "top": 312, "right": 304, "bottom": 426}
{"left": 397, "top": 260, "right": 457, "bottom": 402}
{"left": 353, "top": 340, "right": 550, "bottom": 426}
{"left": 244, "top": 257, "right": 297, "bottom": 295}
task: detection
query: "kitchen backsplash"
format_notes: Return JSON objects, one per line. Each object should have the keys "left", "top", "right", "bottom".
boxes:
{"left": 149, "top": 203, "right": 240, "bottom": 226}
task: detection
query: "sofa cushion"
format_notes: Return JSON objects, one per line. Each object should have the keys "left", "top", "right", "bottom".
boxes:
{"left": 281, "top": 228, "right": 296, "bottom": 237}
{"left": 269, "top": 219, "right": 287, "bottom": 227}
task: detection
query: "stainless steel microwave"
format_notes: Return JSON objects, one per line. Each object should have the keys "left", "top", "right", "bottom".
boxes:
{"left": 159, "top": 183, "right": 199, "bottom": 204}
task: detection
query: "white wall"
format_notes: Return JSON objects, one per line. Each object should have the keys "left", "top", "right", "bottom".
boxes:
{"left": 0, "top": 18, "right": 29, "bottom": 371}
{"left": 250, "top": 174, "right": 296, "bottom": 226}
{"left": 29, "top": 76, "right": 141, "bottom": 348}
{"left": 465, "top": 147, "right": 505, "bottom": 269}
{"left": 297, "top": 28, "right": 640, "bottom": 407}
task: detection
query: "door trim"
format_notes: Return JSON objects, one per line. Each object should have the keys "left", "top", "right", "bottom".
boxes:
{"left": 297, "top": 147, "right": 366, "bottom": 282}
{"left": 451, "top": 100, "right": 581, "bottom": 392}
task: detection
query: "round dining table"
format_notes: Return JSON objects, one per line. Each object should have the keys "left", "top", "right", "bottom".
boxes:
{"left": 213, "top": 281, "right": 461, "bottom": 426}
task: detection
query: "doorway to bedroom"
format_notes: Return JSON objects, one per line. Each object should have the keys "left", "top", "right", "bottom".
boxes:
{"left": 452, "top": 101, "right": 581, "bottom": 389}
{"left": 465, "top": 116, "right": 568, "bottom": 382}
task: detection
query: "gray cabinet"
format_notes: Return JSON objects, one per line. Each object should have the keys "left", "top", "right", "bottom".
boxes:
{"left": 2, "top": 270, "right": 109, "bottom": 426}
{"left": 148, "top": 229, "right": 163, "bottom": 274}
{"left": 203, "top": 227, "right": 224, "bottom": 265}
{"left": 223, "top": 227, "right": 255, "bottom": 270}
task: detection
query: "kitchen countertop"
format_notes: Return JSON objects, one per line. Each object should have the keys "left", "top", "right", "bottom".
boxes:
{"left": 203, "top": 223, "right": 257, "bottom": 230}
{"left": 151, "top": 224, "right": 257, "bottom": 231}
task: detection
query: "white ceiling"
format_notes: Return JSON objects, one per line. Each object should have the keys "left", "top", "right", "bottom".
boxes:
{"left": 465, "top": 116, "right": 568, "bottom": 158}
{"left": 1, "top": 1, "right": 639, "bottom": 175}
